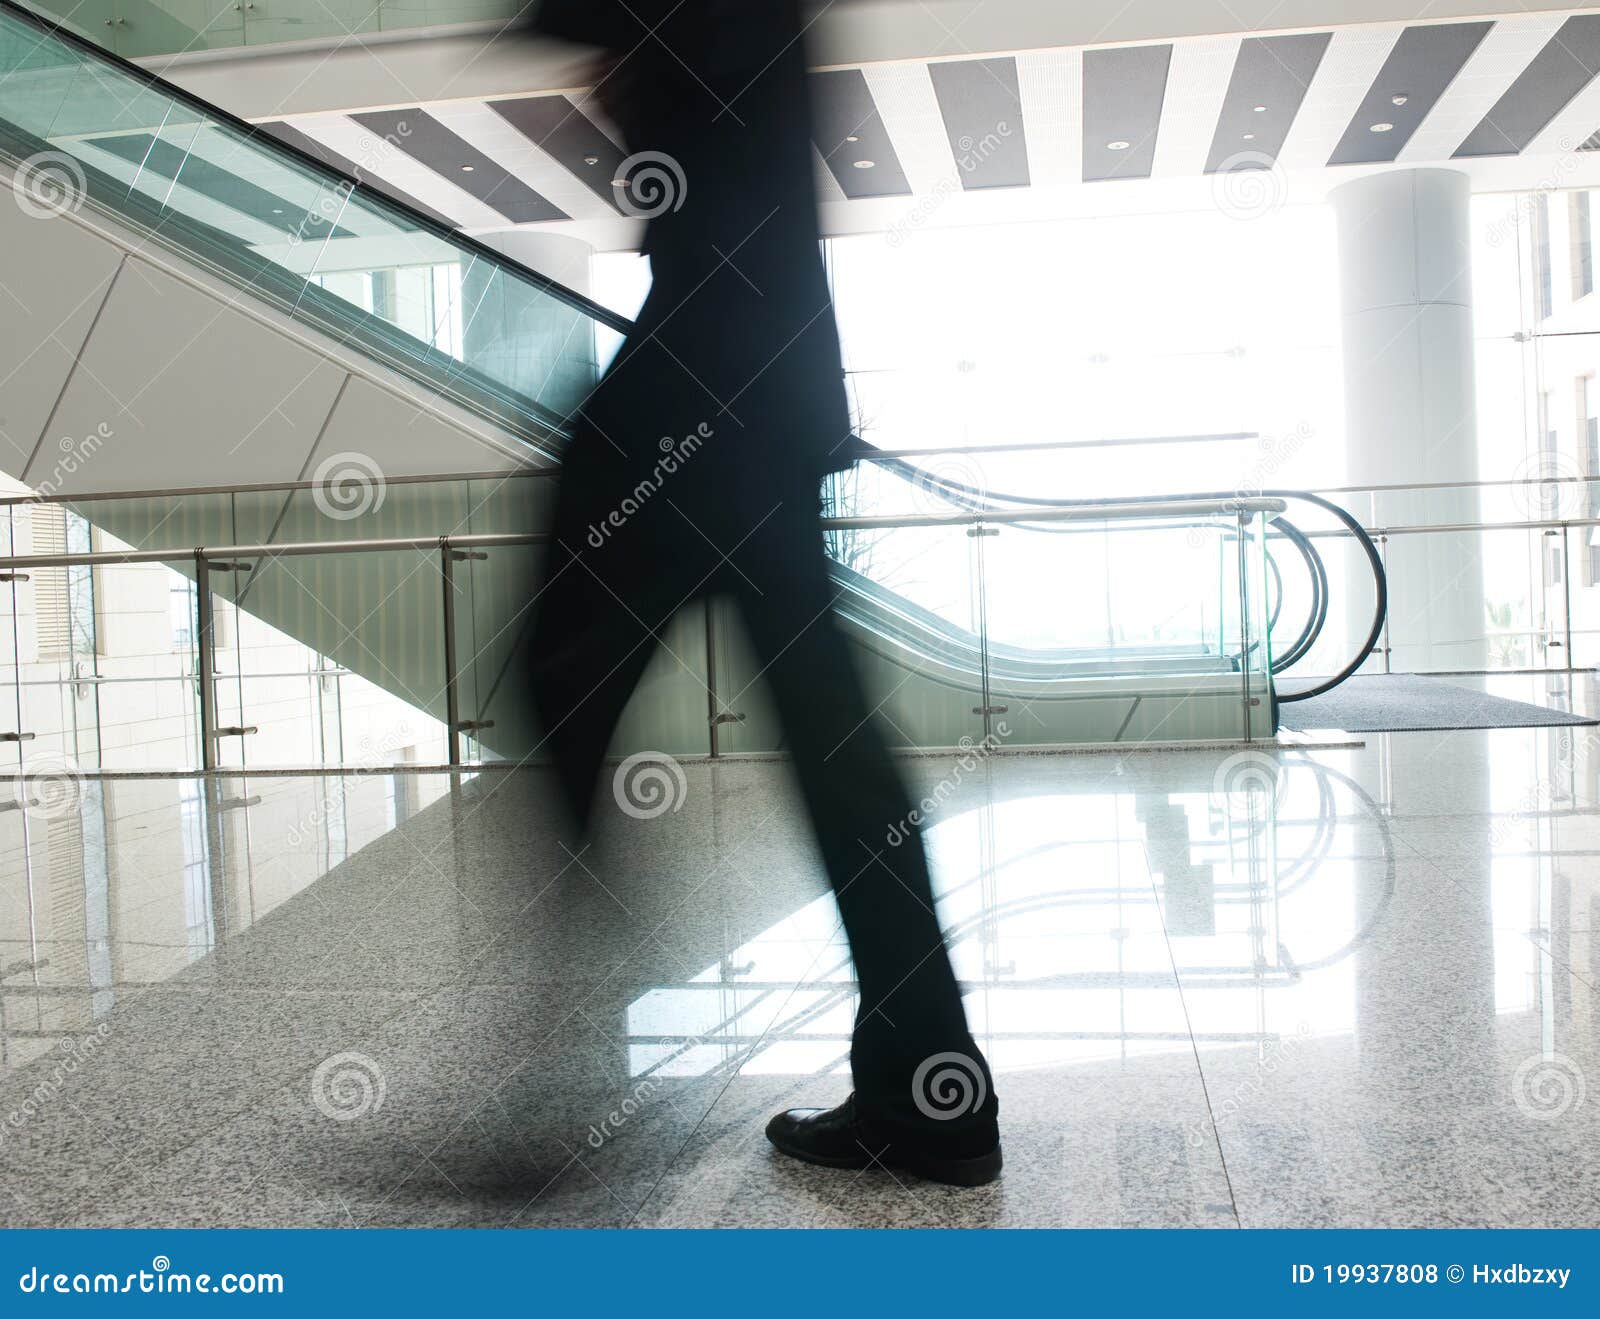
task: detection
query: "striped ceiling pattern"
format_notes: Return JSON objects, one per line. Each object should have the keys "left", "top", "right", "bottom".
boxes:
{"left": 254, "top": 9, "right": 1600, "bottom": 234}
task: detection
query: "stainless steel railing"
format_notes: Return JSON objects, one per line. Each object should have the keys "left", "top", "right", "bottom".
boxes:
{"left": 0, "top": 496, "right": 1287, "bottom": 771}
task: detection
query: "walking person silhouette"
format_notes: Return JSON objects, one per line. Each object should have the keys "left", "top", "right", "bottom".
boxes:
{"left": 526, "top": 0, "right": 1000, "bottom": 1185}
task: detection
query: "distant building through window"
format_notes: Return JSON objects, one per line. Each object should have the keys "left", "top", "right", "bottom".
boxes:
{"left": 1573, "top": 192, "right": 1594, "bottom": 301}
{"left": 1535, "top": 194, "right": 1555, "bottom": 321}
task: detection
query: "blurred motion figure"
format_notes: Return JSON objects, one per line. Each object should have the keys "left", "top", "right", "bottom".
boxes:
{"left": 527, "top": 0, "right": 1000, "bottom": 1186}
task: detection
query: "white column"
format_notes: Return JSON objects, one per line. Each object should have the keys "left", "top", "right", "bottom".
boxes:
{"left": 1329, "top": 168, "right": 1485, "bottom": 673}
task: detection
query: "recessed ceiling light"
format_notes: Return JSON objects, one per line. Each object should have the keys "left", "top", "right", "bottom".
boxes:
{"left": 846, "top": 134, "right": 860, "bottom": 143}
{"left": 1370, "top": 122, "right": 1394, "bottom": 133}
{"left": 460, "top": 164, "right": 476, "bottom": 171}
{"left": 583, "top": 154, "right": 600, "bottom": 166}
{"left": 1253, "top": 104, "right": 1268, "bottom": 113}
{"left": 852, "top": 159, "right": 876, "bottom": 169}
{"left": 1391, "top": 93, "right": 1409, "bottom": 107}
{"left": 1242, "top": 132, "right": 1256, "bottom": 141}
{"left": 1107, "top": 139, "right": 1131, "bottom": 151}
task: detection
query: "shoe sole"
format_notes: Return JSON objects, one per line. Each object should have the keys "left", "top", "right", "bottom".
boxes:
{"left": 765, "top": 1125, "right": 1003, "bottom": 1188}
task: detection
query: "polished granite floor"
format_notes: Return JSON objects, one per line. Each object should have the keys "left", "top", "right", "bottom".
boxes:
{"left": 1, "top": 672, "right": 1597, "bottom": 1228}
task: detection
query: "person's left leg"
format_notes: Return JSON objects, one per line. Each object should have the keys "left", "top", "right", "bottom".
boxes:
{"left": 720, "top": 483, "right": 1000, "bottom": 1185}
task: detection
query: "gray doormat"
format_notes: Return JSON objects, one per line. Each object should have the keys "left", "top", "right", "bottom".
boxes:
{"left": 1278, "top": 673, "right": 1598, "bottom": 733}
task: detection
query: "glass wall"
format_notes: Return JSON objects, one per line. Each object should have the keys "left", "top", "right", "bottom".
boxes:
{"left": 26, "top": 0, "right": 529, "bottom": 62}
{"left": 1470, "top": 188, "right": 1600, "bottom": 670}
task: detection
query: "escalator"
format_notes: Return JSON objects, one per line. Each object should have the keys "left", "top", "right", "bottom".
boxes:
{"left": 0, "top": 0, "right": 1385, "bottom": 757}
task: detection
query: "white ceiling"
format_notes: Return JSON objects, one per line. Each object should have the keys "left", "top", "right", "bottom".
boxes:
{"left": 152, "top": 5, "right": 1600, "bottom": 252}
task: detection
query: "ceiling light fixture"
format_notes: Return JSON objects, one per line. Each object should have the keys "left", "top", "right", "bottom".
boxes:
{"left": 852, "top": 159, "right": 876, "bottom": 169}
{"left": 1391, "top": 93, "right": 1409, "bottom": 107}
{"left": 1370, "top": 122, "right": 1394, "bottom": 133}
{"left": 1243, "top": 132, "right": 1256, "bottom": 141}
{"left": 460, "top": 164, "right": 476, "bottom": 171}
{"left": 846, "top": 134, "right": 860, "bottom": 143}
{"left": 1107, "top": 139, "right": 1131, "bottom": 151}
{"left": 583, "top": 154, "right": 600, "bottom": 166}
{"left": 1253, "top": 104, "right": 1268, "bottom": 113}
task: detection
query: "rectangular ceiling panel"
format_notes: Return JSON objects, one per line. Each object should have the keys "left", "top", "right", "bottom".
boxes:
{"left": 1206, "top": 32, "right": 1332, "bottom": 172}
{"left": 350, "top": 109, "right": 568, "bottom": 223}
{"left": 1328, "top": 21, "right": 1491, "bottom": 165}
{"left": 927, "top": 56, "right": 1031, "bottom": 189}
{"left": 258, "top": 121, "right": 460, "bottom": 231}
{"left": 1082, "top": 45, "right": 1173, "bottom": 182}
{"left": 810, "top": 68, "right": 913, "bottom": 198}
{"left": 1455, "top": 14, "right": 1600, "bottom": 157}
{"left": 488, "top": 96, "right": 629, "bottom": 212}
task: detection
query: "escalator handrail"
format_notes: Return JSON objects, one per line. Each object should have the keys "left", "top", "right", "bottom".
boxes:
{"left": 1, "top": 0, "right": 1386, "bottom": 703}
{"left": 0, "top": 0, "right": 634, "bottom": 339}
{"left": 870, "top": 455, "right": 1386, "bottom": 701}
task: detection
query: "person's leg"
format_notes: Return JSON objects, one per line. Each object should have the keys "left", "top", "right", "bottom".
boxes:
{"left": 529, "top": 419, "right": 682, "bottom": 834}
{"left": 529, "top": 548, "right": 660, "bottom": 834}
{"left": 728, "top": 487, "right": 998, "bottom": 1170}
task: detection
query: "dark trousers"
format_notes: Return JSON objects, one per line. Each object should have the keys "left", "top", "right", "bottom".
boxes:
{"left": 530, "top": 444, "right": 996, "bottom": 1135}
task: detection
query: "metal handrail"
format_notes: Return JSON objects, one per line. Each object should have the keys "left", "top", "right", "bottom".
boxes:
{"left": 0, "top": 495, "right": 1284, "bottom": 769}
{"left": 10, "top": 461, "right": 1600, "bottom": 513}
{"left": 0, "top": 0, "right": 634, "bottom": 337}
{"left": 0, "top": 498, "right": 1287, "bottom": 569}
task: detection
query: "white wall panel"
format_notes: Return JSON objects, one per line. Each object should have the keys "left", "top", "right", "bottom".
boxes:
{"left": 309, "top": 373, "right": 527, "bottom": 478}
{"left": 33, "top": 254, "right": 346, "bottom": 492}
{"left": 0, "top": 201, "right": 123, "bottom": 481}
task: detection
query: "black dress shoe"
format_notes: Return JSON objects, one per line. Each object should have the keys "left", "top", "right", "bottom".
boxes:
{"left": 765, "top": 1094, "right": 1001, "bottom": 1187}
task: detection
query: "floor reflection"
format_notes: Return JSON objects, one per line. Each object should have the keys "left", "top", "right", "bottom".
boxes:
{"left": 0, "top": 773, "right": 452, "bottom": 1076}
{"left": 625, "top": 753, "right": 1411, "bottom": 1077}
{"left": 0, "top": 719, "right": 1595, "bottom": 1227}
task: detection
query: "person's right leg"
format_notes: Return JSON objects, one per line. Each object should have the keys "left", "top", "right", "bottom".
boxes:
{"left": 728, "top": 490, "right": 999, "bottom": 1182}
